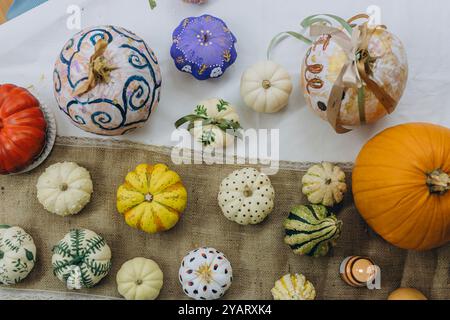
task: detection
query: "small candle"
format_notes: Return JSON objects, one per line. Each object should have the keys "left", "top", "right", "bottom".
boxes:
{"left": 340, "top": 256, "right": 378, "bottom": 287}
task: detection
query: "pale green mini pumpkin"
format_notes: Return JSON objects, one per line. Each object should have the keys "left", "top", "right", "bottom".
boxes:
{"left": 284, "top": 205, "right": 342, "bottom": 257}
{"left": 301, "top": 162, "right": 347, "bottom": 207}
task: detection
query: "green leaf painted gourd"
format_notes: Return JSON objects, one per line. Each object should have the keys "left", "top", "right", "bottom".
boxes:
{"left": 0, "top": 225, "right": 36, "bottom": 285}
{"left": 52, "top": 229, "right": 112, "bottom": 290}
{"left": 284, "top": 205, "right": 342, "bottom": 257}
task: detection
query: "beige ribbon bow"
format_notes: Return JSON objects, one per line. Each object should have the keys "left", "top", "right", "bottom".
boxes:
{"left": 309, "top": 16, "right": 395, "bottom": 133}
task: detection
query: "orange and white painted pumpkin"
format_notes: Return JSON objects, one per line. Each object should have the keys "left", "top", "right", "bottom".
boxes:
{"left": 300, "top": 27, "right": 408, "bottom": 127}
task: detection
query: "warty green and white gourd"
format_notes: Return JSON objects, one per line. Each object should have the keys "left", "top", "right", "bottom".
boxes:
{"left": 36, "top": 162, "right": 93, "bottom": 216}
{"left": 271, "top": 273, "right": 316, "bottom": 300}
{"left": 302, "top": 162, "right": 347, "bottom": 206}
{"left": 0, "top": 225, "right": 36, "bottom": 285}
{"left": 179, "top": 247, "right": 232, "bottom": 300}
{"left": 116, "top": 257, "right": 164, "bottom": 300}
{"left": 284, "top": 204, "right": 342, "bottom": 257}
{"left": 240, "top": 61, "right": 293, "bottom": 113}
{"left": 52, "top": 229, "right": 112, "bottom": 289}
{"left": 218, "top": 168, "right": 275, "bottom": 225}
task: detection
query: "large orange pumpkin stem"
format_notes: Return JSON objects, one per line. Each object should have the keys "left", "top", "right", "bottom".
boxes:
{"left": 427, "top": 169, "right": 449, "bottom": 195}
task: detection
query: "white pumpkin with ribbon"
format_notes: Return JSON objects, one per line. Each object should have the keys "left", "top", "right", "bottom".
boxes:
{"left": 268, "top": 14, "right": 408, "bottom": 133}
{"left": 175, "top": 98, "right": 242, "bottom": 148}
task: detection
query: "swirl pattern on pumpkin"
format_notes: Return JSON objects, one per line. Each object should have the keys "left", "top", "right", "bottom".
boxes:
{"left": 53, "top": 26, "right": 162, "bottom": 135}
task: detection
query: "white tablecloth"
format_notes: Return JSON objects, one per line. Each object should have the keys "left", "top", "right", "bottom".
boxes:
{"left": 1, "top": 0, "right": 449, "bottom": 162}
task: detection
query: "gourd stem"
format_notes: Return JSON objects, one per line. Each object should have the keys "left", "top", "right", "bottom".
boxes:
{"left": 0, "top": 119, "right": 3, "bottom": 130}
{"left": 73, "top": 39, "right": 117, "bottom": 96}
{"left": 262, "top": 80, "right": 271, "bottom": 89}
{"left": 243, "top": 186, "right": 253, "bottom": 197}
{"left": 427, "top": 169, "right": 449, "bottom": 195}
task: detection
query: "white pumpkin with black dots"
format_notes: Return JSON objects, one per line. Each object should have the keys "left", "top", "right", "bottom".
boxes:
{"left": 179, "top": 247, "right": 232, "bottom": 300}
{"left": 218, "top": 168, "right": 275, "bottom": 225}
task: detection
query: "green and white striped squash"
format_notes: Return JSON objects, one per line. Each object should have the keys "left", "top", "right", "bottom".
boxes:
{"left": 52, "top": 229, "right": 112, "bottom": 290}
{"left": 284, "top": 205, "right": 342, "bottom": 257}
{"left": 0, "top": 225, "right": 36, "bottom": 285}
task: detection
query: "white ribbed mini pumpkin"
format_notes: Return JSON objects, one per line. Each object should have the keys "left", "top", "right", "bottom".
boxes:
{"left": 218, "top": 168, "right": 275, "bottom": 225}
{"left": 0, "top": 225, "right": 36, "bottom": 285}
{"left": 116, "top": 257, "right": 163, "bottom": 300}
{"left": 301, "top": 162, "right": 347, "bottom": 207}
{"left": 179, "top": 247, "right": 232, "bottom": 300}
{"left": 240, "top": 61, "right": 293, "bottom": 113}
{"left": 37, "top": 162, "right": 93, "bottom": 216}
{"left": 271, "top": 273, "right": 316, "bottom": 300}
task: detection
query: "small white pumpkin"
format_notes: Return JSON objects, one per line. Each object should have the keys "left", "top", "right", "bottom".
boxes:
{"left": 37, "top": 162, "right": 93, "bottom": 216}
{"left": 179, "top": 247, "right": 232, "bottom": 300}
{"left": 116, "top": 257, "right": 163, "bottom": 300}
{"left": 302, "top": 162, "right": 347, "bottom": 207}
{"left": 240, "top": 61, "right": 293, "bottom": 113}
{"left": 0, "top": 225, "right": 36, "bottom": 286}
{"left": 218, "top": 168, "right": 275, "bottom": 225}
{"left": 271, "top": 273, "right": 316, "bottom": 300}
{"left": 52, "top": 229, "right": 112, "bottom": 289}
{"left": 175, "top": 98, "right": 242, "bottom": 148}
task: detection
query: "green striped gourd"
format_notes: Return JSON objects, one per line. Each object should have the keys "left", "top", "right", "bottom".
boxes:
{"left": 284, "top": 205, "right": 342, "bottom": 257}
{"left": 52, "top": 229, "right": 112, "bottom": 289}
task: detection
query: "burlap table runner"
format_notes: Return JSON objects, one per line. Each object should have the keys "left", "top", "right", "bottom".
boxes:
{"left": 0, "top": 137, "right": 449, "bottom": 300}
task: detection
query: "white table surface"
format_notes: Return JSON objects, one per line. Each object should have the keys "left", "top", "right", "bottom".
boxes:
{"left": 1, "top": 0, "right": 449, "bottom": 163}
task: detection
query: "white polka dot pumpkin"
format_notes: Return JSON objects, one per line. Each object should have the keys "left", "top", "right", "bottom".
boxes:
{"left": 179, "top": 247, "right": 233, "bottom": 300}
{"left": 218, "top": 168, "right": 275, "bottom": 225}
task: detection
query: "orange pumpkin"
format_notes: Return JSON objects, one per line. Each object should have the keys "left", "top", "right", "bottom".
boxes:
{"left": 353, "top": 123, "right": 450, "bottom": 250}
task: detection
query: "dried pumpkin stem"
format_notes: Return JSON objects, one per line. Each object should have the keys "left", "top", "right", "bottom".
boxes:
{"left": 74, "top": 39, "right": 117, "bottom": 96}
{"left": 426, "top": 169, "right": 449, "bottom": 195}
{"left": 262, "top": 80, "right": 271, "bottom": 89}
{"left": 196, "top": 264, "right": 212, "bottom": 283}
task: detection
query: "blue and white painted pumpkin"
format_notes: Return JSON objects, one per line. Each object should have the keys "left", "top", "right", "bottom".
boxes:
{"left": 53, "top": 26, "right": 162, "bottom": 136}
{"left": 171, "top": 15, "right": 237, "bottom": 80}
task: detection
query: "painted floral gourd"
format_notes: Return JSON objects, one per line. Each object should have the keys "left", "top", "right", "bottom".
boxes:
{"left": 116, "top": 257, "right": 164, "bottom": 300}
{"left": 240, "top": 61, "right": 293, "bottom": 113}
{"left": 271, "top": 274, "right": 316, "bottom": 300}
{"left": 302, "top": 162, "right": 347, "bottom": 207}
{"left": 175, "top": 98, "right": 242, "bottom": 148}
{"left": 36, "top": 162, "right": 93, "bottom": 217}
{"left": 117, "top": 163, "right": 188, "bottom": 234}
{"left": 52, "top": 229, "right": 112, "bottom": 289}
{"left": 53, "top": 25, "right": 162, "bottom": 136}
{"left": 171, "top": 15, "right": 237, "bottom": 80}
{"left": 218, "top": 168, "right": 275, "bottom": 225}
{"left": 0, "top": 225, "right": 36, "bottom": 285}
{"left": 179, "top": 247, "right": 233, "bottom": 300}
{"left": 353, "top": 123, "right": 450, "bottom": 250}
{"left": 0, "top": 84, "right": 47, "bottom": 174}
{"left": 284, "top": 205, "right": 342, "bottom": 257}
{"left": 301, "top": 25, "right": 408, "bottom": 127}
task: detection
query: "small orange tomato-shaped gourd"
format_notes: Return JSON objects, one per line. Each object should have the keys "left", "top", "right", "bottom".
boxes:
{"left": 352, "top": 123, "right": 450, "bottom": 250}
{"left": 117, "top": 164, "right": 188, "bottom": 234}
